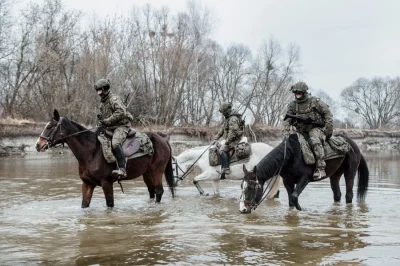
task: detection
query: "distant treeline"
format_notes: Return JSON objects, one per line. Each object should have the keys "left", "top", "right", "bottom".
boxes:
{"left": 0, "top": 0, "right": 399, "bottom": 129}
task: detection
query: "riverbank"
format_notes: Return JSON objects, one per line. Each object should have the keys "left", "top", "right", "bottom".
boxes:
{"left": 1, "top": 120, "right": 400, "bottom": 155}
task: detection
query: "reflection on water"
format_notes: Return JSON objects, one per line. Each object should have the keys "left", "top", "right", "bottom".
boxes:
{"left": 0, "top": 151, "right": 400, "bottom": 265}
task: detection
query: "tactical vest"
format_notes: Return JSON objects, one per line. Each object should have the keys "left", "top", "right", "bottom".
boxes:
{"left": 222, "top": 114, "right": 244, "bottom": 141}
{"left": 289, "top": 97, "right": 324, "bottom": 132}
{"left": 100, "top": 92, "right": 133, "bottom": 128}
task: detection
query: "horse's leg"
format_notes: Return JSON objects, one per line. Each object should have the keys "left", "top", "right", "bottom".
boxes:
{"left": 291, "top": 176, "right": 310, "bottom": 211}
{"left": 143, "top": 174, "right": 156, "bottom": 199}
{"left": 283, "top": 181, "right": 295, "bottom": 207}
{"left": 330, "top": 172, "right": 343, "bottom": 202}
{"left": 344, "top": 172, "right": 356, "bottom": 204}
{"left": 101, "top": 180, "right": 114, "bottom": 207}
{"left": 211, "top": 180, "right": 221, "bottom": 195}
{"left": 81, "top": 182, "right": 95, "bottom": 208}
{"left": 143, "top": 172, "right": 164, "bottom": 203}
{"left": 343, "top": 155, "right": 358, "bottom": 204}
{"left": 193, "top": 171, "right": 216, "bottom": 196}
{"left": 155, "top": 181, "right": 164, "bottom": 203}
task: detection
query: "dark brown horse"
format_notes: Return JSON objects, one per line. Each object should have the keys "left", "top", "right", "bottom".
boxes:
{"left": 35, "top": 109, "right": 175, "bottom": 208}
{"left": 239, "top": 133, "right": 369, "bottom": 213}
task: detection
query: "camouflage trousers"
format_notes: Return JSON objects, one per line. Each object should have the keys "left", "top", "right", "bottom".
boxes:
{"left": 111, "top": 126, "right": 130, "bottom": 149}
{"left": 308, "top": 127, "right": 326, "bottom": 169}
{"left": 219, "top": 139, "right": 240, "bottom": 153}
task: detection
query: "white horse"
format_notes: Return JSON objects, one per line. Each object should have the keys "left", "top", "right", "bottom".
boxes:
{"left": 173, "top": 141, "right": 281, "bottom": 196}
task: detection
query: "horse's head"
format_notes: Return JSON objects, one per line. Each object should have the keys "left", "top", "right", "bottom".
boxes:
{"left": 36, "top": 109, "right": 65, "bottom": 152}
{"left": 171, "top": 156, "right": 186, "bottom": 186}
{"left": 239, "top": 164, "right": 263, "bottom": 214}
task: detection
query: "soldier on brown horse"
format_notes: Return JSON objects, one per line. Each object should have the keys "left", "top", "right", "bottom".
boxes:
{"left": 36, "top": 109, "right": 175, "bottom": 208}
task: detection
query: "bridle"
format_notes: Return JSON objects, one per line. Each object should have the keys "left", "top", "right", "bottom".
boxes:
{"left": 240, "top": 139, "right": 288, "bottom": 211}
{"left": 172, "top": 157, "right": 189, "bottom": 181}
{"left": 240, "top": 179, "right": 262, "bottom": 210}
{"left": 39, "top": 117, "right": 91, "bottom": 150}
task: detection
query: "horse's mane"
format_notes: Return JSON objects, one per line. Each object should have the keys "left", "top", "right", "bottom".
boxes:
{"left": 256, "top": 141, "right": 286, "bottom": 181}
{"left": 69, "top": 119, "right": 87, "bottom": 131}
{"left": 177, "top": 145, "right": 208, "bottom": 163}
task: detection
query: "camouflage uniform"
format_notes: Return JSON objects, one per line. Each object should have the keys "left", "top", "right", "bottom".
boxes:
{"left": 283, "top": 82, "right": 333, "bottom": 180}
{"left": 99, "top": 92, "right": 133, "bottom": 149}
{"left": 95, "top": 79, "right": 133, "bottom": 178}
{"left": 214, "top": 103, "right": 244, "bottom": 179}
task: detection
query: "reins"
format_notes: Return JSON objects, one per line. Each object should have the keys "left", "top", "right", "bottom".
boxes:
{"left": 246, "top": 139, "right": 288, "bottom": 211}
{"left": 174, "top": 142, "right": 214, "bottom": 181}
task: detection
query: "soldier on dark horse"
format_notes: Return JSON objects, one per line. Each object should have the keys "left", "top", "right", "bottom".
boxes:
{"left": 282, "top": 81, "right": 333, "bottom": 180}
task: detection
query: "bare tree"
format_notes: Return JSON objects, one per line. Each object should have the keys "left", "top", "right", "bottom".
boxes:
{"left": 341, "top": 77, "right": 400, "bottom": 129}
{"left": 247, "top": 39, "right": 300, "bottom": 126}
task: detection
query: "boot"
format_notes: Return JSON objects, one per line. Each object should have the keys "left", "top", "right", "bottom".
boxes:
{"left": 112, "top": 145, "right": 127, "bottom": 179}
{"left": 220, "top": 151, "right": 230, "bottom": 180}
{"left": 312, "top": 142, "right": 326, "bottom": 181}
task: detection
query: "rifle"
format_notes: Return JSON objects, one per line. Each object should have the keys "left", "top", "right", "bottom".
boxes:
{"left": 284, "top": 113, "right": 324, "bottom": 127}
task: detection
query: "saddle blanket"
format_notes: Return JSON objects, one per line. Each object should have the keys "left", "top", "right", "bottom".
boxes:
{"left": 98, "top": 132, "right": 154, "bottom": 163}
{"left": 297, "top": 133, "right": 350, "bottom": 165}
{"left": 209, "top": 137, "right": 252, "bottom": 166}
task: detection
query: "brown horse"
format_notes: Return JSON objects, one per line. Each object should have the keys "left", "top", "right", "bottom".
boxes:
{"left": 35, "top": 109, "right": 175, "bottom": 208}
{"left": 239, "top": 133, "right": 369, "bottom": 213}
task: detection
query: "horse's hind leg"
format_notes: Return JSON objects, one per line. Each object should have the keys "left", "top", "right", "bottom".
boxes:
{"left": 143, "top": 172, "right": 164, "bottom": 203}
{"left": 143, "top": 175, "right": 156, "bottom": 199}
{"left": 155, "top": 183, "right": 164, "bottom": 203}
{"left": 343, "top": 156, "right": 358, "bottom": 204}
{"left": 81, "top": 182, "right": 95, "bottom": 208}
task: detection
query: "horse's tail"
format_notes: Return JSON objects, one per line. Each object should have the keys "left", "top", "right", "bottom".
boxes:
{"left": 164, "top": 142, "right": 176, "bottom": 198}
{"left": 357, "top": 154, "right": 369, "bottom": 201}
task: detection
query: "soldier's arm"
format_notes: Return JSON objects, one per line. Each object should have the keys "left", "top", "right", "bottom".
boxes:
{"left": 215, "top": 126, "right": 224, "bottom": 140}
{"left": 317, "top": 100, "right": 333, "bottom": 134}
{"left": 226, "top": 116, "right": 240, "bottom": 144}
{"left": 282, "top": 103, "right": 295, "bottom": 135}
{"left": 103, "top": 96, "right": 127, "bottom": 124}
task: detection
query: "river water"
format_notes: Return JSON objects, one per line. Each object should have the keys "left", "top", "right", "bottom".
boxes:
{"left": 0, "top": 150, "right": 400, "bottom": 265}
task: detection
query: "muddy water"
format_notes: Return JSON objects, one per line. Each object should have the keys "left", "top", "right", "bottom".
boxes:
{"left": 0, "top": 151, "right": 400, "bottom": 265}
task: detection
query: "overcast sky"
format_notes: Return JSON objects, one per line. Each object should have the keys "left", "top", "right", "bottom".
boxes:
{"left": 38, "top": 0, "right": 400, "bottom": 100}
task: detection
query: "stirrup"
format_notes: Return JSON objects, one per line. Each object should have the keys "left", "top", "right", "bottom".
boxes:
{"left": 112, "top": 168, "right": 127, "bottom": 178}
{"left": 219, "top": 168, "right": 230, "bottom": 180}
{"left": 313, "top": 169, "right": 326, "bottom": 181}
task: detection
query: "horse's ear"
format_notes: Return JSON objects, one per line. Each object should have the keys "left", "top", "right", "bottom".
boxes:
{"left": 243, "top": 164, "right": 248, "bottom": 174}
{"left": 53, "top": 109, "right": 60, "bottom": 121}
{"left": 252, "top": 166, "right": 257, "bottom": 175}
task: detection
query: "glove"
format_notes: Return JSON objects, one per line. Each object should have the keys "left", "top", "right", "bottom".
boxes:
{"left": 95, "top": 126, "right": 104, "bottom": 136}
{"left": 325, "top": 132, "right": 332, "bottom": 140}
{"left": 99, "top": 119, "right": 111, "bottom": 126}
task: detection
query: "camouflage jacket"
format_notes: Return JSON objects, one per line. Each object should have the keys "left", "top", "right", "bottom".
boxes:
{"left": 283, "top": 96, "right": 333, "bottom": 135}
{"left": 215, "top": 111, "right": 244, "bottom": 144}
{"left": 99, "top": 92, "right": 133, "bottom": 129}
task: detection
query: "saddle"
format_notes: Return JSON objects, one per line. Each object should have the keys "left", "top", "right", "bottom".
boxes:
{"left": 297, "top": 133, "right": 350, "bottom": 165}
{"left": 209, "top": 137, "right": 252, "bottom": 167}
{"left": 98, "top": 129, "right": 154, "bottom": 163}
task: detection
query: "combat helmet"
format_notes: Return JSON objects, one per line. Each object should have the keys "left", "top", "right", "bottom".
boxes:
{"left": 290, "top": 81, "right": 308, "bottom": 93}
{"left": 94, "top": 79, "right": 111, "bottom": 91}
